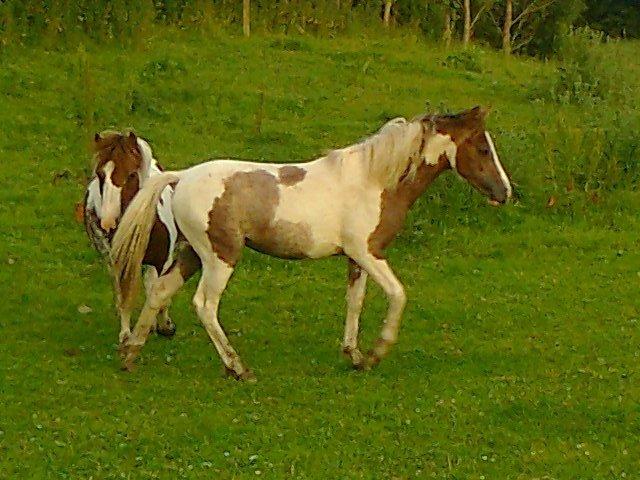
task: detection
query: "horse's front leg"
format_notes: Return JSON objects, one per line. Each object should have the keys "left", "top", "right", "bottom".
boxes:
{"left": 117, "top": 308, "right": 132, "bottom": 345}
{"left": 343, "top": 258, "right": 368, "bottom": 369}
{"left": 349, "top": 253, "right": 406, "bottom": 368}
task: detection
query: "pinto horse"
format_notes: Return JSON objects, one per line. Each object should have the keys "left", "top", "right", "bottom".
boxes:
{"left": 84, "top": 131, "right": 200, "bottom": 343}
{"left": 112, "top": 107, "right": 511, "bottom": 380}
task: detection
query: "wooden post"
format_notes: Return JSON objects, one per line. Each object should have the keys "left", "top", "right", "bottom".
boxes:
{"left": 463, "top": 0, "right": 471, "bottom": 46}
{"left": 502, "top": 0, "right": 512, "bottom": 54}
{"left": 243, "top": 0, "right": 250, "bottom": 37}
{"left": 383, "top": 0, "right": 393, "bottom": 27}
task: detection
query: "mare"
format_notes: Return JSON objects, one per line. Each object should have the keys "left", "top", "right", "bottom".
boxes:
{"left": 112, "top": 107, "right": 512, "bottom": 380}
{"left": 84, "top": 131, "right": 200, "bottom": 343}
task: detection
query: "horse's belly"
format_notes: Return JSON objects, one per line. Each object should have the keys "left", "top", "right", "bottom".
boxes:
{"left": 245, "top": 219, "right": 340, "bottom": 259}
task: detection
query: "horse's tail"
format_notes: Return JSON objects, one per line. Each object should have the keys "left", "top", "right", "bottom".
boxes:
{"left": 110, "top": 171, "right": 182, "bottom": 314}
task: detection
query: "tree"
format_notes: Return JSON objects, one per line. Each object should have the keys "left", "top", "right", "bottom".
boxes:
{"left": 383, "top": 0, "right": 394, "bottom": 27}
{"left": 463, "top": 0, "right": 472, "bottom": 43}
{"left": 490, "top": 0, "right": 573, "bottom": 54}
{"left": 502, "top": 0, "right": 512, "bottom": 53}
{"left": 462, "top": 0, "right": 494, "bottom": 46}
{"left": 444, "top": 6, "right": 454, "bottom": 46}
{"left": 580, "top": 0, "right": 640, "bottom": 38}
{"left": 243, "top": 0, "right": 250, "bottom": 37}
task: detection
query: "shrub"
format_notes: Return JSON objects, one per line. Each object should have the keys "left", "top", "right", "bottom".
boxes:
{"left": 442, "top": 49, "right": 483, "bottom": 73}
{"left": 550, "top": 27, "right": 627, "bottom": 105}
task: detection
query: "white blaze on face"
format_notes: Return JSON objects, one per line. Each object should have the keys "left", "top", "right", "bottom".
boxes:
{"left": 100, "top": 161, "right": 122, "bottom": 232}
{"left": 484, "top": 131, "right": 512, "bottom": 199}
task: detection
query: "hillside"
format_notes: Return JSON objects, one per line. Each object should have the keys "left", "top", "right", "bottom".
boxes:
{"left": 1, "top": 31, "right": 639, "bottom": 478}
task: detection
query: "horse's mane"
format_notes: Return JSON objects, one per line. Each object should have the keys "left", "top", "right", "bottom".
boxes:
{"left": 339, "top": 117, "right": 426, "bottom": 189}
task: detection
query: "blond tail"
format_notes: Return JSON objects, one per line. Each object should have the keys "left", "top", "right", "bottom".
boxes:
{"left": 110, "top": 172, "right": 181, "bottom": 313}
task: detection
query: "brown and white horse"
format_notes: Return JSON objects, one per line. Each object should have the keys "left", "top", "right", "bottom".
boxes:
{"left": 112, "top": 107, "right": 511, "bottom": 380}
{"left": 84, "top": 131, "right": 200, "bottom": 344}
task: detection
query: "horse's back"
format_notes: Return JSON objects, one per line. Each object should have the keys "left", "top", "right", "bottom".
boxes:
{"left": 172, "top": 158, "right": 345, "bottom": 261}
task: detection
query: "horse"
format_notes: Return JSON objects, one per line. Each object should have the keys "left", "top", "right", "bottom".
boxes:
{"left": 111, "top": 106, "right": 512, "bottom": 380}
{"left": 84, "top": 131, "right": 200, "bottom": 344}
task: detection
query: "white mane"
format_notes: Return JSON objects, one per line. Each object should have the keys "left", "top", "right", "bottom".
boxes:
{"left": 343, "top": 117, "right": 426, "bottom": 189}
{"left": 137, "top": 137, "right": 158, "bottom": 185}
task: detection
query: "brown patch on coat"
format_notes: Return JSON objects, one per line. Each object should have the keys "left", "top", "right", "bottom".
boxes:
{"left": 120, "top": 172, "right": 140, "bottom": 209}
{"left": 278, "top": 166, "right": 307, "bottom": 186}
{"left": 347, "top": 258, "right": 362, "bottom": 287}
{"left": 368, "top": 155, "right": 450, "bottom": 259}
{"left": 175, "top": 242, "right": 201, "bottom": 280}
{"left": 142, "top": 214, "right": 171, "bottom": 273}
{"left": 207, "top": 170, "right": 313, "bottom": 266}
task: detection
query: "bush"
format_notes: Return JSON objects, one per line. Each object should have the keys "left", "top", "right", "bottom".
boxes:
{"left": 442, "top": 49, "right": 483, "bottom": 73}
{"left": 550, "top": 27, "right": 626, "bottom": 104}
{"left": 540, "top": 112, "right": 639, "bottom": 193}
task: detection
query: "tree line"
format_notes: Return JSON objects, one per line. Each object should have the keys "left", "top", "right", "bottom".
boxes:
{"left": 1, "top": 0, "right": 638, "bottom": 56}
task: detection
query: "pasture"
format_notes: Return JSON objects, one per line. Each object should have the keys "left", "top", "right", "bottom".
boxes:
{"left": 1, "top": 30, "right": 639, "bottom": 478}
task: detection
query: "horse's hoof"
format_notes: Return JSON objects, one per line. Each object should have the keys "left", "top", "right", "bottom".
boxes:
{"left": 119, "top": 343, "right": 142, "bottom": 371}
{"left": 343, "top": 346, "right": 366, "bottom": 371}
{"left": 224, "top": 366, "right": 257, "bottom": 383}
{"left": 240, "top": 370, "right": 257, "bottom": 383}
{"left": 121, "top": 358, "right": 137, "bottom": 372}
{"left": 118, "top": 331, "right": 131, "bottom": 346}
{"left": 365, "top": 351, "right": 381, "bottom": 369}
{"left": 365, "top": 338, "right": 391, "bottom": 369}
{"left": 157, "top": 320, "right": 177, "bottom": 338}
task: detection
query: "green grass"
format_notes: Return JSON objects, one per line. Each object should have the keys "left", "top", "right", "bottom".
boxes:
{"left": 1, "top": 30, "right": 640, "bottom": 478}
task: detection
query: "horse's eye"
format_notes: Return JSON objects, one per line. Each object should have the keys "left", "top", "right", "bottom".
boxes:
{"left": 480, "top": 148, "right": 490, "bottom": 156}
{"left": 128, "top": 172, "right": 137, "bottom": 180}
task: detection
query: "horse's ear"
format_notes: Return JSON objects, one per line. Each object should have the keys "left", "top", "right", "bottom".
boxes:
{"left": 94, "top": 132, "right": 102, "bottom": 143}
{"left": 465, "top": 106, "right": 489, "bottom": 129}
{"left": 125, "top": 131, "right": 141, "bottom": 155}
{"left": 468, "top": 105, "right": 489, "bottom": 120}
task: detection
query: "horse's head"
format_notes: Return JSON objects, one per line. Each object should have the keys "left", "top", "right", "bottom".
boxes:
{"left": 423, "top": 107, "right": 512, "bottom": 205}
{"left": 92, "top": 131, "right": 144, "bottom": 232}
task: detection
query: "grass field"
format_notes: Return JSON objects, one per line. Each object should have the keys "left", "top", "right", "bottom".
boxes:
{"left": 1, "top": 29, "right": 640, "bottom": 478}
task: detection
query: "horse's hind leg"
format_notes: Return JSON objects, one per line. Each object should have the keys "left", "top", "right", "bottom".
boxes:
{"left": 156, "top": 307, "right": 177, "bottom": 338}
{"left": 343, "top": 258, "right": 368, "bottom": 369}
{"left": 142, "top": 267, "right": 175, "bottom": 338}
{"left": 193, "top": 255, "right": 254, "bottom": 381}
{"left": 120, "top": 247, "right": 200, "bottom": 370}
{"left": 142, "top": 267, "right": 164, "bottom": 335}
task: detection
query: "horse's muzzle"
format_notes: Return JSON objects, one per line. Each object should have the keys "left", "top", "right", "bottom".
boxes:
{"left": 100, "top": 217, "right": 116, "bottom": 232}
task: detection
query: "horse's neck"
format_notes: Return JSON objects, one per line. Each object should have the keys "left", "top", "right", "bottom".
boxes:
{"left": 392, "top": 154, "right": 449, "bottom": 209}
{"left": 369, "top": 155, "right": 450, "bottom": 256}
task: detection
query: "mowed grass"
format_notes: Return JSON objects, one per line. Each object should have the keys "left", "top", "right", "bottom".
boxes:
{"left": 1, "top": 30, "right": 639, "bottom": 478}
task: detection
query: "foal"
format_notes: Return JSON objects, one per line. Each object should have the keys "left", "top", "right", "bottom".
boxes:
{"left": 113, "top": 107, "right": 511, "bottom": 379}
{"left": 84, "top": 131, "right": 200, "bottom": 343}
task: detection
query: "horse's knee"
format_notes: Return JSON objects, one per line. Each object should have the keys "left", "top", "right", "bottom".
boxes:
{"left": 192, "top": 289, "right": 214, "bottom": 318}
{"left": 147, "top": 278, "right": 177, "bottom": 309}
